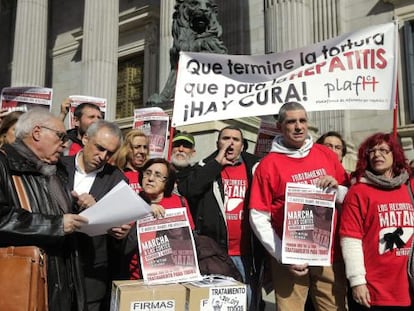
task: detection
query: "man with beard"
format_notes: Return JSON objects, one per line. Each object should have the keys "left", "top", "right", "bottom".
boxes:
{"left": 63, "top": 101, "right": 102, "bottom": 155}
{"left": 171, "top": 131, "right": 196, "bottom": 180}
{"left": 178, "top": 126, "right": 263, "bottom": 310}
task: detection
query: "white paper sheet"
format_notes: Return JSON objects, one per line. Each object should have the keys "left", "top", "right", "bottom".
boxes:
{"left": 78, "top": 180, "right": 151, "bottom": 236}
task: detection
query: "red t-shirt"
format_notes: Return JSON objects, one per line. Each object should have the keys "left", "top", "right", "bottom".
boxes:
{"left": 68, "top": 141, "right": 82, "bottom": 156}
{"left": 340, "top": 181, "right": 414, "bottom": 306}
{"left": 221, "top": 163, "right": 248, "bottom": 256}
{"left": 249, "top": 144, "right": 348, "bottom": 259}
{"left": 123, "top": 170, "right": 142, "bottom": 193}
{"left": 129, "top": 194, "right": 194, "bottom": 279}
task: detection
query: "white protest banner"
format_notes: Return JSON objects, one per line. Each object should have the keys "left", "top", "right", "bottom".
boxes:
{"left": 1, "top": 86, "right": 53, "bottom": 111}
{"left": 173, "top": 22, "right": 398, "bottom": 126}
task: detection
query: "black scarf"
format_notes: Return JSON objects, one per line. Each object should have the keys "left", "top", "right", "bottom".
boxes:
{"left": 13, "top": 140, "right": 71, "bottom": 214}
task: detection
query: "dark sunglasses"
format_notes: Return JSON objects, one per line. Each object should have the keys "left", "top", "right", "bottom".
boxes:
{"left": 40, "top": 126, "right": 69, "bottom": 143}
{"left": 172, "top": 140, "right": 193, "bottom": 149}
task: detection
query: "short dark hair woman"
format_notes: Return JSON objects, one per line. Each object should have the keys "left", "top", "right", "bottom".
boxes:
{"left": 125, "top": 158, "right": 194, "bottom": 279}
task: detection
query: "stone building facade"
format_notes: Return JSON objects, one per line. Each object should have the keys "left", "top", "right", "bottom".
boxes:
{"left": 0, "top": 0, "right": 414, "bottom": 169}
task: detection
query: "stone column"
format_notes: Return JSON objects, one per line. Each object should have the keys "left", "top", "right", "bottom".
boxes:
{"left": 158, "top": 0, "right": 175, "bottom": 91}
{"left": 11, "top": 0, "right": 48, "bottom": 86}
{"left": 143, "top": 23, "right": 159, "bottom": 102}
{"left": 82, "top": 0, "right": 119, "bottom": 120}
{"left": 308, "top": 0, "right": 344, "bottom": 139}
{"left": 264, "top": 0, "right": 312, "bottom": 53}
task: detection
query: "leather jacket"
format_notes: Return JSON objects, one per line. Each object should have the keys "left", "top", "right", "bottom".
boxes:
{"left": 0, "top": 143, "right": 87, "bottom": 311}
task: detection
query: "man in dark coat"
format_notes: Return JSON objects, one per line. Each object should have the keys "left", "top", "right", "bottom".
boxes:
{"left": 0, "top": 108, "right": 88, "bottom": 311}
{"left": 178, "top": 125, "right": 264, "bottom": 311}
{"left": 61, "top": 119, "right": 130, "bottom": 311}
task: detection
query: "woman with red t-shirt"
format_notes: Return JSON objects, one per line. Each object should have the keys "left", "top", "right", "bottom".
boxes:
{"left": 125, "top": 158, "right": 194, "bottom": 279}
{"left": 112, "top": 129, "right": 149, "bottom": 193}
{"left": 340, "top": 133, "right": 414, "bottom": 310}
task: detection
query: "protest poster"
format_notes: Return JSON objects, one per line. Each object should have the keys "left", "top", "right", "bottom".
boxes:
{"left": 133, "top": 107, "right": 169, "bottom": 158}
{"left": 282, "top": 183, "right": 336, "bottom": 266}
{"left": 68, "top": 95, "right": 107, "bottom": 129}
{"left": 137, "top": 208, "right": 201, "bottom": 284}
{"left": 0, "top": 86, "right": 53, "bottom": 112}
{"left": 253, "top": 119, "right": 280, "bottom": 158}
{"left": 173, "top": 22, "right": 398, "bottom": 126}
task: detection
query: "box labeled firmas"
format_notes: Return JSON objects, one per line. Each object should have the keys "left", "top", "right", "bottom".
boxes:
{"left": 110, "top": 280, "right": 186, "bottom": 311}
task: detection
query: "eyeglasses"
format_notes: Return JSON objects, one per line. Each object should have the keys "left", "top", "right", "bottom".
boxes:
{"left": 367, "top": 147, "right": 391, "bottom": 156}
{"left": 172, "top": 140, "right": 193, "bottom": 149}
{"left": 143, "top": 169, "right": 168, "bottom": 182}
{"left": 40, "top": 126, "right": 69, "bottom": 143}
{"left": 324, "top": 143, "right": 343, "bottom": 151}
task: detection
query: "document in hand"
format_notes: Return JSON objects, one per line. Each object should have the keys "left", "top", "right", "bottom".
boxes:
{"left": 78, "top": 180, "right": 152, "bottom": 236}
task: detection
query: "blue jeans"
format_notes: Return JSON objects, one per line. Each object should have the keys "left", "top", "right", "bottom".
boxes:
{"left": 231, "top": 256, "right": 252, "bottom": 310}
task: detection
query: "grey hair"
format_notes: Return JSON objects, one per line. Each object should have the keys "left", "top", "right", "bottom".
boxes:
{"left": 15, "top": 107, "right": 58, "bottom": 140}
{"left": 86, "top": 119, "right": 123, "bottom": 146}
{"left": 277, "top": 102, "right": 307, "bottom": 123}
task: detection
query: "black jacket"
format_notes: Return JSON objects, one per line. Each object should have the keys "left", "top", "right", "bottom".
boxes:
{"left": 0, "top": 143, "right": 87, "bottom": 311}
{"left": 64, "top": 128, "right": 83, "bottom": 155}
{"left": 178, "top": 151, "right": 259, "bottom": 253}
{"left": 61, "top": 156, "right": 127, "bottom": 304}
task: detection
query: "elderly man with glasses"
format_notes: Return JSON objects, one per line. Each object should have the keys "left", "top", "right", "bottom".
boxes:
{"left": 0, "top": 108, "right": 89, "bottom": 311}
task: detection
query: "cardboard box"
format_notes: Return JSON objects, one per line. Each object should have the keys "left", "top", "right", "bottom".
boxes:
{"left": 110, "top": 280, "right": 187, "bottom": 311}
{"left": 184, "top": 276, "right": 247, "bottom": 311}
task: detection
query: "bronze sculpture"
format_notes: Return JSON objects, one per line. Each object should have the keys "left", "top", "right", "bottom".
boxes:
{"left": 147, "top": 0, "right": 227, "bottom": 107}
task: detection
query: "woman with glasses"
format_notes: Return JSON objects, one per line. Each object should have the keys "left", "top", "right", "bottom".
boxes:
{"left": 340, "top": 132, "right": 414, "bottom": 310}
{"left": 125, "top": 157, "right": 194, "bottom": 280}
{"left": 112, "top": 129, "right": 149, "bottom": 193}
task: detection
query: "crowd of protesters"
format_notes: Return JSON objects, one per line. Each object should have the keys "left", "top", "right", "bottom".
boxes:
{"left": 0, "top": 100, "right": 413, "bottom": 311}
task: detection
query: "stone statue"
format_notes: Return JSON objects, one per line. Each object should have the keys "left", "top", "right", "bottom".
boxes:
{"left": 146, "top": 0, "right": 227, "bottom": 107}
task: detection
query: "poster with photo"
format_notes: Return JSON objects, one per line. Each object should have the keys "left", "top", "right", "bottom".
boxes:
{"left": 133, "top": 107, "right": 169, "bottom": 158}
{"left": 254, "top": 119, "right": 280, "bottom": 158}
{"left": 282, "top": 183, "right": 336, "bottom": 266}
{"left": 0, "top": 87, "right": 53, "bottom": 112}
{"left": 137, "top": 208, "right": 201, "bottom": 284}
{"left": 68, "top": 95, "right": 107, "bottom": 129}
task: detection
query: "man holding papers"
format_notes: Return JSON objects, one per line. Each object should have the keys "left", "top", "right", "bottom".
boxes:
{"left": 249, "top": 102, "right": 349, "bottom": 311}
{"left": 61, "top": 120, "right": 130, "bottom": 311}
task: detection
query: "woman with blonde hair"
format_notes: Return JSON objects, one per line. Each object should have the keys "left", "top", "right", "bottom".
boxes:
{"left": 112, "top": 128, "right": 149, "bottom": 193}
